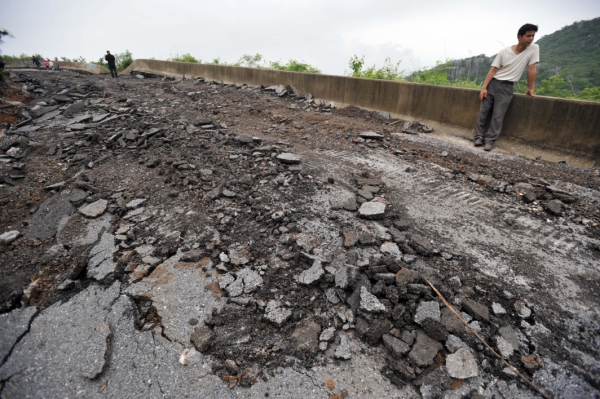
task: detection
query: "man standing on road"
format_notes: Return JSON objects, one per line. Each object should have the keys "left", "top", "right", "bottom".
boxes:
{"left": 474, "top": 23, "right": 539, "bottom": 151}
{"left": 105, "top": 50, "right": 117, "bottom": 78}
{"left": 32, "top": 56, "right": 41, "bottom": 68}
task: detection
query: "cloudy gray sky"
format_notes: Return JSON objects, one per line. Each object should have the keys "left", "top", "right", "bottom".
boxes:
{"left": 2, "top": 0, "right": 599, "bottom": 75}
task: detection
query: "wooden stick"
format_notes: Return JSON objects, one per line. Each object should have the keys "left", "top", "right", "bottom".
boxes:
{"left": 425, "top": 279, "right": 552, "bottom": 399}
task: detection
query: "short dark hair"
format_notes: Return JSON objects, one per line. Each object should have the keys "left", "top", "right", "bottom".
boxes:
{"left": 518, "top": 24, "right": 538, "bottom": 37}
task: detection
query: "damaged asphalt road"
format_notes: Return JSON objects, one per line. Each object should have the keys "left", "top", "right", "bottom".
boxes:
{"left": 0, "top": 69, "right": 599, "bottom": 398}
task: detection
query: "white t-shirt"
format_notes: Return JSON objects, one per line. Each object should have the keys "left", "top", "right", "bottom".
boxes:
{"left": 492, "top": 44, "right": 540, "bottom": 82}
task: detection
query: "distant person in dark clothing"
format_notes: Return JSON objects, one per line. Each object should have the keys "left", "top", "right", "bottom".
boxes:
{"left": 105, "top": 51, "right": 117, "bottom": 78}
{"left": 32, "top": 56, "right": 41, "bottom": 68}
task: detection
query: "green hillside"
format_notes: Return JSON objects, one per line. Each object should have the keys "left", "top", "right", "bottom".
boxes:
{"left": 442, "top": 17, "right": 600, "bottom": 92}
{"left": 536, "top": 18, "right": 600, "bottom": 90}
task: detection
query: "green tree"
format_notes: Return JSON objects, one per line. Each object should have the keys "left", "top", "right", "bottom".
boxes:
{"left": 269, "top": 59, "right": 321, "bottom": 73}
{"left": 170, "top": 53, "right": 200, "bottom": 63}
{"left": 536, "top": 75, "right": 574, "bottom": 98}
{"left": 115, "top": 50, "right": 133, "bottom": 72}
{"left": 576, "top": 87, "right": 600, "bottom": 101}
{"left": 347, "top": 55, "right": 402, "bottom": 80}
{"left": 235, "top": 53, "right": 265, "bottom": 68}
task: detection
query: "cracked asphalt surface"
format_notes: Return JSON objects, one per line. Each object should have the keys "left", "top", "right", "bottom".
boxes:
{"left": 0, "top": 69, "right": 599, "bottom": 398}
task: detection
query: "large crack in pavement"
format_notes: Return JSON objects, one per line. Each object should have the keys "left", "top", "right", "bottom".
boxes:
{"left": 0, "top": 69, "right": 598, "bottom": 398}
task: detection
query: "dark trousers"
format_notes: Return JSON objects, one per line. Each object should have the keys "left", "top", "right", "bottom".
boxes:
{"left": 109, "top": 65, "right": 118, "bottom": 78}
{"left": 475, "top": 79, "right": 514, "bottom": 143}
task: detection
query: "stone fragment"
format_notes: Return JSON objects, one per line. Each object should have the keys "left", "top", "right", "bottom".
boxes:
{"left": 291, "top": 319, "right": 321, "bottom": 353}
{"left": 25, "top": 195, "right": 75, "bottom": 239}
{"left": 395, "top": 268, "right": 421, "bottom": 286}
{"left": 359, "top": 132, "right": 384, "bottom": 140}
{"left": 126, "top": 198, "right": 147, "bottom": 209}
{"left": 180, "top": 249, "right": 203, "bottom": 262}
{"left": 276, "top": 153, "right": 301, "bottom": 164}
{"left": 462, "top": 298, "right": 490, "bottom": 321}
{"left": 366, "top": 319, "right": 392, "bottom": 345}
{"left": 320, "top": 327, "right": 335, "bottom": 342}
{"left": 0, "top": 230, "right": 20, "bottom": 245}
{"left": 545, "top": 199, "right": 565, "bottom": 216}
{"left": 446, "top": 348, "right": 479, "bottom": 379}
{"left": 406, "top": 234, "right": 433, "bottom": 256}
{"left": 179, "top": 348, "right": 202, "bottom": 365}
{"left": 228, "top": 247, "right": 250, "bottom": 266}
{"left": 414, "top": 301, "right": 441, "bottom": 325}
{"left": 264, "top": 300, "right": 291, "bottom": 327}
{"left": 514, "top": 300, "right": 531, "bottom": 318}
{"left": 335, "top": 265, "right": 358, "bottom": 289}
{"left": 359, "top": 286, "right": 386, "bottom": 313}
{"left": 64, "top": 101, "right": 86, "bottom": 116}
{"left": 343, "top": 232, "right": 358, "bottom": 248}
{"left": 190, "top": 326, "right": 214, "bottom": 351}
{"left": 334, "top": 333, "right": 351, "bottom": 359}
{"left": 78, "top": 199, "right": 108, "bottom": 218}
{"left": 380, "top": 241, "right": 401, "bottom": 257}
{"left": 441, "top": 307, "right": 464, "bottom": 334}
{"left": 237, "top": 268, "right": 263, "bottom": 293}
{"left": 408, "top": 330, "right": 443, "bottom": 367}
{"left": 295, "top": 259, "right": 324, "bottom": 285}
{"left": 445, "top": 334, "right": 466, "bottom": 352}
{"left": 492, "top": 302, "right": 507, "bottom": 315}
{"left": 383, "top": 334, "right": 411, "bottom": 356}
{"left": 326, "top": 288, "right": 339, "bottom": 304}
{"left": 87, "top": 232, "right": 116, "bottom": 279}
{"left": 357, "top": 202, "right": 386, "bottom": 219}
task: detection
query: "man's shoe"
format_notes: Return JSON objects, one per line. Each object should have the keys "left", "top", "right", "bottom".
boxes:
{"left": 484, "top": 142, "right": 494, "bottom": 151}
{"left": 473, "top": 137, "right": 483, "bottom": 147}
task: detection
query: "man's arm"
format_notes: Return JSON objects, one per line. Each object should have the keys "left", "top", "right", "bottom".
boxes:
{"left": 526, "top": 63, "right": 537, "bottom": 96}
{"left": 479, "top": 67, "right": 498, "bottom": 100}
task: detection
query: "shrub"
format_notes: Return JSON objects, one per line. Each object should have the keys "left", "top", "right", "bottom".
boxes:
{"left": 347, "top": 55, "right": 403, "bottom": 80}
{"left": 170, "top": 53, "right": 200, "bottom": 63}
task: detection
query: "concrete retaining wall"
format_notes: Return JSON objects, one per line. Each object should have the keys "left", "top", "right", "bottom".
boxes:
{"left": 5, "top": 60, "right": 107, "bottom": 74}
{"left": 45, "top": 58, "right": 600, "bottom": 161}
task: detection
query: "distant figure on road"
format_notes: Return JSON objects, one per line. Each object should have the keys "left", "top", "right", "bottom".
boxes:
{"left": 48, "top": 60, "right": 54, "bottom": 71}
{"left": 474, "top": 23, "right": 540, "bottom": 152}
{"left": 43, "top": 59, "right": 50, "bottom": 69}
{"left": 32, "top": 56, "right": 41, "bottom": 68}
{"left": 105, "top": 51, "right": 117, "bottom": 78}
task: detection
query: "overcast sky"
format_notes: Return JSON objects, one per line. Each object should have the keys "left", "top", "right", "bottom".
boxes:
{"left": 2, "top": 0, "right": 599, "bottom": 75}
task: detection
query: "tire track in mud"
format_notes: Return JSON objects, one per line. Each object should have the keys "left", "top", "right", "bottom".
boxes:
{"left": 313, "top": 147, "right": 599, "bottom": 315}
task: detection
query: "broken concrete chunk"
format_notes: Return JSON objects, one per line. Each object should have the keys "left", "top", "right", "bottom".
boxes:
{"left": 264, "top": 300, "right": 292, "bottom": 327}
{"left": 276, "top": 153, "right": 301, "bottom": 164}
{"left": 383, "top": 334, "right": 411, "bottom": 356}
{"left": 126, "top": 198, "right": 147, "bottom": 209}
{"left": 320, "top": 327, "right": 336, "bottom": 342}
{"left": 359, "top": 286, "right": 386, "bottom": 313}
{"left": 190, "top": 326, "right": 214, "bottom": 352}
{"left": 462, "top": 298, "right": 490, "bottom": 321}
{"left": 408, "top": 330, "right": 443, "bottom": 367}
{"left": 359, "top": 132, "right": 384, "bottom": 140}
{"left": 414, "top": 301, "right": 441, "bottom": 325}
{"left": 358, "top": 202, "right": 386, "bottom": 219}
{"left": 78, "top": 199, "right": 108, "bottom": 218}
{"left": 291, "top": 319, "right": 321, "bottom": 353}
{"left": 446, "top": 347, "right": 479, "bottom": 379}
{"left": 87, "top": 232, "right": 116, "bottom": 280}
{"left": 179, "top": 347, "right": 203, "bottom": 365}
{"left": 295, "top": 259, "right": 324, "bottom": 285}
{"left": 334, "top": 333, "right": 352, "bottom": 360}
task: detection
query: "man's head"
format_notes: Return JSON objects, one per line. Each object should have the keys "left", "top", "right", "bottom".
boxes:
{"left": 106, "top": 51, "right": 111, "bottom": 55}
{"left": 517, "top": 23, "right": 538, "bottom": 46}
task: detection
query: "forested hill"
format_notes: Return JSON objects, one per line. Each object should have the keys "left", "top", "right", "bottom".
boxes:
{"left": 536, "top": 17, "right": 600, "bottom": 90}
{"left": 443, "top": 17, "right": 600, "bottom": 91}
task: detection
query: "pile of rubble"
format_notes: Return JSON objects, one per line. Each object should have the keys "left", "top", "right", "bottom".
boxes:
{"left": 0, "top": 69, "right": 598, "bottom": 398}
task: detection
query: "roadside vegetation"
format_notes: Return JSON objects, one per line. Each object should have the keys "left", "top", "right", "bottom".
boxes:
{"left": 168, "top": 52, "right": 321, "bottom": 74}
